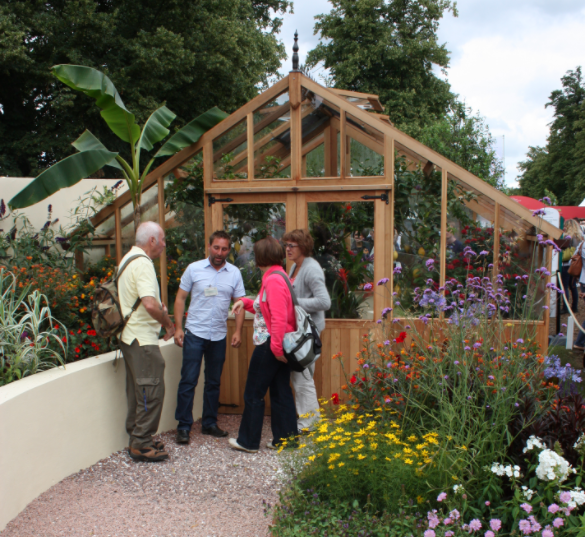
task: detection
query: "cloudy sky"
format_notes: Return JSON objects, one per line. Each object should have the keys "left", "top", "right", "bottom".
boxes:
{"left": 277, "top": 0, "right": 585, "bottom": 187}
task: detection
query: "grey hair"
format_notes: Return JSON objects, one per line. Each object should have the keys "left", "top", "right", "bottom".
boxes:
{"left": 135, "top": 221, "right": 163, "bottom": 246}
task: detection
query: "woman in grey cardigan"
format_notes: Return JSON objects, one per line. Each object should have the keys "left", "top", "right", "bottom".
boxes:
{"left": 282, "top": 229, "right": 331, "bottom": 431}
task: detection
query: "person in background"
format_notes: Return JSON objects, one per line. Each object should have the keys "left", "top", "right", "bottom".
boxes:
{"left": 446, "top": 229, "right": 464, "bottom": 257}
{"left": 229, "top": 237, "right": 298, "bottom": 453}
{"left": 118, "top": 221, "right": 176, "bottom": 463}
{"left": 561, "top": 219, "right": 582, "bottom": 315}
{"left": 573, "top": 225, "right": 585, "bottom": 351}
{"left": 173, "top": 230, "right": 246, "bottom": 444}
{"left": 282, "top": 229, "right": 331, "bottom": 432}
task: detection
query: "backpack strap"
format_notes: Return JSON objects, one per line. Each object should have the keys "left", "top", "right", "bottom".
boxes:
{"left": 271, "top": 270, "right": 299, "bottom": 307}
{"left": 116, "top": 254, "right": 150, "bottom": 326}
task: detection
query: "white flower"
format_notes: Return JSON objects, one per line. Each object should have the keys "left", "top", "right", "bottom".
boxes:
{"left": 535, "top": 449, "right": 572, "bottom": 483}
{"left": 523, "top": 435, "right": 545, "bottom": 453}
{"left": 521, "top": 486, "right": 535, "bottom": 500}
{"left": 453, "top": 484, "right": 464, "bottom": 494}
{"left": 574, "top": 434, "right": 585, "bottom": 451}
{"left": 571, "top": 489, "right": 585, "bottom": 506}
{"left": 490, "top": 463, "right": 521, "bottom": 479}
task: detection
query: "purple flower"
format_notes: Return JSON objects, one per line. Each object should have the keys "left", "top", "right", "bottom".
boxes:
{"left": 464, "top": 346, "right": 471, "bottom": 351}
{"left": 384, "top": 340, "right": 390, "bottom": 346}
{"left": 382, "top": 307, "right": 393, "bottom": 317}
{"left": 532, "top": 208, "right": 546, "bottom": 217}
{"left": 393, "top": 266, "right": 402, "bottom": 275}
{"left": 454, "top": 361, "right": 459, "bottom": 365}
{"left": 479, "top": 250, "right": 489, "bottom": 255}
{"left": 377, "top": 278, "right": 389, "bottom": 286}
{"left": 363, "top": 364, "right": 369, "bottom": 369}
{"left": 364, "top": 283, "right": 373, "bottom": 290}
{"left": 426, "top": 259, "right": 435, "bottom": 270}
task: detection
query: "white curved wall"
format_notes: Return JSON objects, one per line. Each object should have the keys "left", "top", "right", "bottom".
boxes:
{"left": 0, "top": 340, "right": 202, "bottom": 531}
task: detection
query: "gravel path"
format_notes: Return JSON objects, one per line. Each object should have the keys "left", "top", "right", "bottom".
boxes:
{"left": 2, "top": 415, "right": 282, "bottom": 537}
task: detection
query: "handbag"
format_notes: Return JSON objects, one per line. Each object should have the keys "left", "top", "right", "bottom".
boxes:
{"left": 270, "top": 271, "right": 322, "bottom": 372}
{"left": 568, "top": 242, "right": 584, "bottom": 277}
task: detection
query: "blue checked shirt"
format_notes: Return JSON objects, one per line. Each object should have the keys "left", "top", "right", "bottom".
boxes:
{"left": 179, "top": 258, "right": 246, "bottom": 341}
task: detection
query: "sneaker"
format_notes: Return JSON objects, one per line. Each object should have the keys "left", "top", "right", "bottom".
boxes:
{"left": 228, "top": 438, "right": 258, "bottom": 453}
{"left": 266, "top": 441, "right": 277, "bottom": 450}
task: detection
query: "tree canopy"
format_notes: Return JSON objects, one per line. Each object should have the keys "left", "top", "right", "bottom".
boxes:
{"left": 306, "top": 0, "right": 458, "bottom": 135}
{"left": 0, "top": 0, "right": 291, "bottom": 177}
{"left": 518, "top": 67, "right": 585, "bottom": 205}
{"left": 418, "top": 101, "right": 505, "bottom": 189}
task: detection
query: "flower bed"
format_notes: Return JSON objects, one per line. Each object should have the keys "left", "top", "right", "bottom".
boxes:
{"left": 270, "top": 255, "right": 583, "bottom": 536}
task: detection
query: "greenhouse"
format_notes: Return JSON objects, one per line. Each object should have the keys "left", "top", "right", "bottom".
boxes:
{"left": 85, "top": 64, "right": 561, "bottom": 413}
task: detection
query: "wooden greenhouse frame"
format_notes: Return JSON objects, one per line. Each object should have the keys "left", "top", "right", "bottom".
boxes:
{"left": 88, "top": 64, "right": 562, "bottom": 414}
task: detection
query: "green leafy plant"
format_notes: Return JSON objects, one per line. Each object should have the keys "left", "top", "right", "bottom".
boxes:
{"left": 9, "top": 65, "right": 227, "bottom": 232}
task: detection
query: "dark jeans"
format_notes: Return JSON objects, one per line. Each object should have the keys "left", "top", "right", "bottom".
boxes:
{"left": 237, "top": 339, "right": 298, "bottom": 450}
{"left": 561, "top": 266, "right": 579, "bottom": 311}
{"left": 175, "top": 331, "right": 226, "bottom": 430}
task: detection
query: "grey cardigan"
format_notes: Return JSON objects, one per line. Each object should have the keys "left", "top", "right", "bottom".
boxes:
{"left": 288, "top": 256, "right": 331, "bottom": 333}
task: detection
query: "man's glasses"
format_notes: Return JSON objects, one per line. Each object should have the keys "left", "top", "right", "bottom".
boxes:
{"left": 284, "top": 243, "right": 299, "bottom": 249}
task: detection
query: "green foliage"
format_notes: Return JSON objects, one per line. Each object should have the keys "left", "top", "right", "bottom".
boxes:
{"left": 519, "top": 67, "right": 585, "bottom": 204}
{"left": 418, "top": 101, "right": 505, "bottom": 189}
{"left": 0, "top": 0, "right": 291, "bottom": 178}
{"left": 306, "top": 0, "right": 457, "bottom": 133}
{"left": 0, "top": 269, "right": 67, "bottom": 386}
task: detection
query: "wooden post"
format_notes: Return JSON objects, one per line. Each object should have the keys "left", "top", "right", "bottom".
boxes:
{"left": 157, "top": 175, "right": 168, "bottom": 307}
{"left": 339, "top": 110, "right": 346, "bottom": 179}
{"left": 374, "top": 190, "right": 391, "bottom": 320}
{"left": 247, "top": 112, "right": 254, "bottom": 180}
{"left": 544, "top": 244, "right": 552, "bottom": 338}
{"left": 75, "top": 250, "right": 84, "bottom": 272}
{"left": 385, "top": 135, "right": 395, "bottom": 318}
{"left": 493, "top": 203, "right": 501, "bottom": 281}
{"left": 439, "top": 169, "right": 448, "bottom": 289}
{"left": 324, "top": 125, "right": 332, "bottom": 177}
{"left": 115, "top": 206, "right": 122, "bottom": 264}
{"left": 105, "top": 244, "right": 111, "bottom": 258}
{"left": 290, "top": 73, "right": 302, "bottom": 182}
{"left": 203, "top": 140, "right": 213, "bottom": 257}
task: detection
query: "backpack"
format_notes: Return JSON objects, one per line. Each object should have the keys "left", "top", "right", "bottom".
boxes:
{"left": 568, "top": 242, "right": 584, "bottom": 277}
{"left": 270, "top": 271, "right": 322, "bottom": 372}
{"left": 91, "top": 254, "right": 146, "bottom": 338}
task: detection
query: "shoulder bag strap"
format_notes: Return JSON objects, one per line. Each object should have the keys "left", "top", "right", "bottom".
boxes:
{"left": 272, "top": 270, "right": 299, "bottom": 307}
{"left": 116, "top": 254, "right": 150, "bottom": 320}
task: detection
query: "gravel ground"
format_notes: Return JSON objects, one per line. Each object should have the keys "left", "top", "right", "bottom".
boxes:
{"left": 2, "top": 415, "right": 282, "bottom": 537}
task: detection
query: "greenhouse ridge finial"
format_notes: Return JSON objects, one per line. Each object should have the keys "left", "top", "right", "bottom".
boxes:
{"left": 292, "top": 31, "right": 299, "bottom": 71}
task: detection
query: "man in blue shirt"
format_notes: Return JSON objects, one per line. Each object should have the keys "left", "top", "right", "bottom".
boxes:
{"left": 174, "top": 230, "right": 246, "bottom": 443}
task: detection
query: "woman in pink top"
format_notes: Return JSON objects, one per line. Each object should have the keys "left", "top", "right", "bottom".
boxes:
{"left": 228, "top": 237, "right": 298, "bottom": 453}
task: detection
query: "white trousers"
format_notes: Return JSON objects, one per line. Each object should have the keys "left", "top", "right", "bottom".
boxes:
{"left": 291, "top": 363, "right": 321, "bottom": 430}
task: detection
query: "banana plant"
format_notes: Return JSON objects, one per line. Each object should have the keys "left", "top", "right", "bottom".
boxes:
{"left": 9, "top": 65, "right": 228, "bottom": 231}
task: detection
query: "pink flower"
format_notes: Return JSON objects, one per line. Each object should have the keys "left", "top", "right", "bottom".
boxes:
{"left": 449, "top": 509, "right": 461, "bottom": 521}
{"left": 553, "top": 518, "right": 564, "bottom": 528}
{"left": 444, "top": 518, "right": 452, "bottom": 525}
{"left": 521, "top": 503, "right": 533, "bottom": 513}
{"left": 560, "top": 492, "right": 572, "bottom": 504}
{"left": 424, "top": 531, "right": 436, "bottom": 537}
{"left": 445, "top": 532, "right": 454, "bottom": 537}
{"left": 485, "top": 532, "right": 495, "bottom": 537}
{"left": 548, "top": 504, "right": 559, "bottom": 514}
{"left": 437, "top": 492, "right": 447, "bottom": 502}
{"left": 519, "top": 520, "right": 532, "bottom": 535}
{"left": 528, "top": 516, "right": 541, "bottom": 532}
{"left": 490, "top": 519, "right": 502, "bottom": 532}
{"left": 469, "top": 519, "right": 482, "bottom": 532}
{"left": 542, "top": 530, "right": 553, "bottom": 537}
{"left": 485, "top": 501, "right": 491, "bottom": 506}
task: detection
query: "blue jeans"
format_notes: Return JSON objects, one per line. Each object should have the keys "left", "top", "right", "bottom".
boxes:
{"left": 175, "top": 331, "right": 226, "bottom": 430}
{"left": 237, "top": 339, "right": 298, "bottom": 450}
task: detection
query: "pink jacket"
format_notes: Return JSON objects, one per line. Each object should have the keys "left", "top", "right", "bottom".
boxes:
{"left": 241, "top": 266, "right": 296, "bottom": 357}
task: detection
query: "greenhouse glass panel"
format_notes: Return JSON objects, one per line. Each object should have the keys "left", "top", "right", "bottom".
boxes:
{"left": 345, "top": 113, "right": 384, "bottom": 177}
{"left": 213, "top": 118, "right": 248, "bottom": 180}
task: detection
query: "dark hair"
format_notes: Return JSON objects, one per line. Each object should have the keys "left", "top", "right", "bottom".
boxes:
{"left": 254, "top": 236, "right": 284, "bottom": 267}
{"left": 282, "top": 229, "right": 314, "bottom": 256}
{"left": 209, "top": 230, "right": 231, "bottom": 245}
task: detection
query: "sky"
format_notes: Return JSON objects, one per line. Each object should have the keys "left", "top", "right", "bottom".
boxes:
{"left": 276, "top": 0, "right": 585, "bottom": 187}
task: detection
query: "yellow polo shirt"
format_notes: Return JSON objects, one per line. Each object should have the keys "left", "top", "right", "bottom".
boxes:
{"left": 118, "top": 246, "right": 161, "bottom": 346}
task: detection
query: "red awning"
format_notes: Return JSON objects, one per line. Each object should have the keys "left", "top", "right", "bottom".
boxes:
{"left": 510, "top": 195, "right": 585, "bottom": 220}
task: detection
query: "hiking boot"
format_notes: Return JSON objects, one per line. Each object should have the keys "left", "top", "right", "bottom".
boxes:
{"left": 129, "top": 446, "right": 169, "bottom": 463}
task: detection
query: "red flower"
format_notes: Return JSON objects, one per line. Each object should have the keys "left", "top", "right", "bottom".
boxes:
{"left": 395, "top": 332, "right": 407, "bottom": 343}
{"left": 350, "top": 375, "right": 357, "bottom": 384}
{"left": 87, "top": 329, "right": 97, "bottom": 337}
{"left": 75, "top": 347, "right": 81, "bottom": 353}
{"left": 332, "top": 393, "right": 340, "bottom": 405}
{"left": 61, "top": 336, "right": 67, "bottom": 343}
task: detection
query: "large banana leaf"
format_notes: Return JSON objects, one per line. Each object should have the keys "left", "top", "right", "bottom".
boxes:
{"left": 137, "top": 106, "right": 176, "bottom": 153}
{"left": 72, "top": 130, "right": 123, "bottom": 171}
{"left": 52, "top": 65, "right": 141, "bottom": 144}
{"left": 155, "top": 106, "right": 228, "bottom": 158}
{"left": 8, "top": 149, "right": 118, "bottom": 209}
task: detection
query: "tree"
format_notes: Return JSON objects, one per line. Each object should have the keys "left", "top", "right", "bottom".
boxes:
{"left": 0, "top": 0, "right": 291, "bottom": 177}
{"left": 518, "top": 67, "right": 585, "bottom": 204}
{"left": 306, "top": 0, "right": 457, "bottom": 134}
{"left": 8, "top": 66, "right": 228, "bottom": 232}
{"left": 418, "top": 101, "right": 505, "bottom": 189}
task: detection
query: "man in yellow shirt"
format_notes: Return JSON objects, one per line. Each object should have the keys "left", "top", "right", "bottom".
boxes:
{"left": 118, "top": 221, "right": 175, "bottom": 462}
